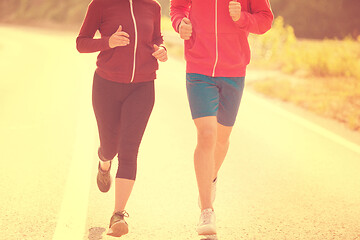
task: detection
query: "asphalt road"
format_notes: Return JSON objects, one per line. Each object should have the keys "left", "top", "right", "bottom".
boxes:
{"left": 0, "top": 26, "right": 359, "bottom": 240}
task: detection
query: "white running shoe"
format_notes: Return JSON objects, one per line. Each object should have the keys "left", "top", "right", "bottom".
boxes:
{"left": 198, "top": 178, "right": 217, "bottom": 209}
{"left": 197, "top": 208, "right": 216, "bottom": 235}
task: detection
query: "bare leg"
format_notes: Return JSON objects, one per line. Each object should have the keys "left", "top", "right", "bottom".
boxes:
{"left": 99, "top": 160, "right": 111, "bottom": 171}
{"left": 194, "top": 116, "right": 217, "bottom": 210}
{"left": 114, "top": 178, "right": 135, "bottom": 213}
{"left": 213, "top": 123, "right": 233, "bottom": 180}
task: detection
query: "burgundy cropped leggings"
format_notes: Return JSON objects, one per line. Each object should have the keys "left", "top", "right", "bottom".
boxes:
{"left": 92, "top": 72, "right": 155, "bottom": 180}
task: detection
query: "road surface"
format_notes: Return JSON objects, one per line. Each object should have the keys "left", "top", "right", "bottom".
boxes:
{"left": 0, "top": 26, "right": 359, "bottom": 240}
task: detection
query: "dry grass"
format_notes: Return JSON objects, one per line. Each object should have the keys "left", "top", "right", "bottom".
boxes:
{"left": 249, "top": 74, "right": 360, "bottom": 131}
{"left": 250, "top": 17, "right": 360, "bottom": 79}
{"left": 248, "top": 17, "right": 360, "bottom": 131}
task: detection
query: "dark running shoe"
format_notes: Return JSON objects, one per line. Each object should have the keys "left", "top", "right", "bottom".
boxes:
{"left": 97, "top": 160, "right": 112, "bottom": 193}
{"left": 107, "top": 211, "right": 129, "bottom": 237}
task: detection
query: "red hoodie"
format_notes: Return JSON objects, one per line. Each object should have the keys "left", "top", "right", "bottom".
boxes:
{"left": 76, "top": 0, "right": 163, "bottom": 83}
{"left": 170, "top": 0, "right": 273, "bottom": 77}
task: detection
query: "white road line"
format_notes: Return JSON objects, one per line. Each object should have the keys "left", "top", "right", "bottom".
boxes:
{"left": 247, "top": 92, "right": 360, "bottom": 155}
{"left": 52, "top": 89, "right": 96, "bottom": 240}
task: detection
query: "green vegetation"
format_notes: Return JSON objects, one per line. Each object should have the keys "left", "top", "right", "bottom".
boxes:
{"left": 1, "top": 0, "right": 359, "bottom": 39}
{"left": 270, "top": 0, "right": 360, "bottom": 39}
{"left": 0, "top": 0, "right": 89, "bottom": 25}
{"left": 250, "top": 17, "right": 360, "bottom": 79}
{"left": 249, "top": 17, "right": 360, "bottom": 131}
{"left": 0, "top": 0, "right": 169, "bottom": 26}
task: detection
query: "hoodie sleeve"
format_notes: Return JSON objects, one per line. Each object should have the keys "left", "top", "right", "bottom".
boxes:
{"left": 170, "top": 0, "right": 191, "bottom": 33}
{"left": 235, "top": 0, "right": 274, "bottom": 34}
{"left": 153, "top": 3, "right": 164, "bottom": 47}
{"left": 76, "top": 0, "right": 111, "bottom": 53}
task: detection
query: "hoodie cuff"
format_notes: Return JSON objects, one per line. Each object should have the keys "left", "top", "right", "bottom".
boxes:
{"left": 173, "top": 18, "right": 183, "bottom": 33}
{"left": 101, "top": 36, "right": 112, "bottom": 50}
{"left": 159, "top": 44, "right": 167, "bottom": 52}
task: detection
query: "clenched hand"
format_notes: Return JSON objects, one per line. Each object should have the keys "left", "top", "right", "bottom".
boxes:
{"left": 109, "top": 25, "right": 130, "bottom": 48}
{"left": 229, "top": 0, "right": 242, "bottom": 22}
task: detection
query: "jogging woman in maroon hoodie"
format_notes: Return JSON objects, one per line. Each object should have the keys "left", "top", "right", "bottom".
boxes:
{"left": 171, "top": 0, "right": 273, "bottom": 236}
{"left": 76, "top": 0, "right": 167, "bottom": 237}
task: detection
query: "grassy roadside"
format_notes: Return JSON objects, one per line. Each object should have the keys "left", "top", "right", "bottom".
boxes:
{"left": 247, "top": 71, "right": 360, "bottom": 131}
{"left": 247, "top": 17, "right": 360, "bottom": 132}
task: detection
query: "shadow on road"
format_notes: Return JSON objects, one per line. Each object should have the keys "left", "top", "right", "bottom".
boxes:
{"left": 87, "top": 227, "right": 106, "bottom": 240}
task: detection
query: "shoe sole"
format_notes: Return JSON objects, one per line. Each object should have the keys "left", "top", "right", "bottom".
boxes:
{"left": 197, "top": 224, "right": 216, "bottom": 235}
{"left": 107, "top": 221, "right": 128, "bottom": 237}
{"left": 200, "top": 235, "right": 218, "bottom": 240}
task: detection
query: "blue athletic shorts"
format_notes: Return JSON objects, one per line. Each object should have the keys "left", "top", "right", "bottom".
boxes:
{"left": 186, "top": 73, "right": 245, "bottom": 127}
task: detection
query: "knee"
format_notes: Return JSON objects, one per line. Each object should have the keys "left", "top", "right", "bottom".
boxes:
{"left": 98, "top": 147, "right": 116, "bottom": 161}
{"left": 197, "top": 128, "right": 217, "bottom": 148}
{"left": 216, "top": 136, "right": 230, "bottom": 148}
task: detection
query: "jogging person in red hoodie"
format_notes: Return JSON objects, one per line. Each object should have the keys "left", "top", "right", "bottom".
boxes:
{"left": 170, "top": 0, "right": 273, "bottom": 236}
{"left": 76, "top": 0, "right": 167, "bottom": 237}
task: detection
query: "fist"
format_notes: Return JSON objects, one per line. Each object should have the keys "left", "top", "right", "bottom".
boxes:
{"left": 229, "top": 0, "right": 241, "bottom": 22}
{"left": 179, "top": 17, "right": 192, "bottom": 40}
{"left": 152, "top": 44, "right": 168, "bottom": 62}
{"left": 109, "top": 25, "right": 130, "bottom": 48}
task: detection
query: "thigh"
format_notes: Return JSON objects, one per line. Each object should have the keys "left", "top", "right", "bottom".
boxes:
{"left": 217, "top": 77, "right": 245, "bottom": 127}
{"left": 92, "top": 73, "right": 122, "bottom": 124}
{"left": 186, "top": 73, "right": 219, "bottom": 120}
{"left": 118, "top": 81, "right": 155, "bottom": 151}
{"left": 92, "top": 73, "right": 122, "bottom": 158}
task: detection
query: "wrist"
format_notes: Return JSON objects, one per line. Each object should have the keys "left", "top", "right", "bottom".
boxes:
{"left": 105, "top": 36, "right": 113, "bottom": 49}
{"left": 233, "top": 16, "right": 241, "bottom": 22}
{"left": 159, "top": 45, "right": 167, "bottom": 52}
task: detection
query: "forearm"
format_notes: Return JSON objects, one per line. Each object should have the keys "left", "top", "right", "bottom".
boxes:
{"left": 76, "top": 1, "right": 111, "bottom": 53}
{"left": 235, "top": 11, "right": 273, "bottom": 34}
{"left": 235, "top": 0, "right": 273, "bottom": 34}
{"left": 76, "top": 36, "right": 111, "bottom": 53}
{"left": 170, "top": 0, "right": 191, "bottom": 32}
{"left": 152, "top": 7, "right": 165, "bottom": 47}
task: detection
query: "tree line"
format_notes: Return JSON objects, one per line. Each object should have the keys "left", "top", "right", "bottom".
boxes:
{"left": 0, "top": 0, "right": 359, "bottom": 39}
{"left": 270, "top": 0, "right": 360, "bottom": 39}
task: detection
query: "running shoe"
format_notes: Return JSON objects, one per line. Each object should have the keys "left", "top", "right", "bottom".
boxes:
{"left": 97, "top": 148, "right": 112, "bottom": 192}
{"left": 97, "top": 161, "right": 112, "bottom": 192}
{"left": 107, "top": 211, "right": 129, "bottom": 237}
{"left": 197, "top": 208, "right": 216, "bottom": 235}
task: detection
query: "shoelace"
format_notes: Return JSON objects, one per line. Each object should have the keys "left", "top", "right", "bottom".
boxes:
{"left": 200, "top": 210, "right": 213, "bottom": 224}
{"left": 115, "top": 210, "right": 130, "bottom": 218}
{"left": 110, "top": 210, "right": 129, "bottom": 228}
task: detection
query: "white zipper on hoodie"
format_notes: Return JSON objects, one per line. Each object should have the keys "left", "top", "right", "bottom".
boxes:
{"left": 212, "top": 0, "right": 219, "bottom": 77}
{"left": 129, "top": 0, "right": 138, "bottom": 82}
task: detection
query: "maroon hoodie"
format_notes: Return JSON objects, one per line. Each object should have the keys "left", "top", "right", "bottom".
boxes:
{"left": 76, "top": 0, "right": 164, "bottom": 83}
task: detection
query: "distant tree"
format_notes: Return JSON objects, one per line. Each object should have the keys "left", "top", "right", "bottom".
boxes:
{"left": 270, "top": 0, "right": 360, "bottom": 39}
{"left": 13, "top": 0, "right": 359, "bottom": 39}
